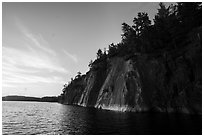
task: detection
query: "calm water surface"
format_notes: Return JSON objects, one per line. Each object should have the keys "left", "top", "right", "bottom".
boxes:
{"left": 2, "top": 101, "right": 202, "bottom": 135}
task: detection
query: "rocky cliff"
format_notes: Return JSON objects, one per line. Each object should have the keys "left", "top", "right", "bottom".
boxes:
{"left": 59, "top": 27, "right": 201, "bottom": 114}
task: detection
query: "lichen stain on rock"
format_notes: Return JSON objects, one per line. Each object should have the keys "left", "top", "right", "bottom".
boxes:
{"left": 92, "top": 58, "right": 144, "bottom": 112}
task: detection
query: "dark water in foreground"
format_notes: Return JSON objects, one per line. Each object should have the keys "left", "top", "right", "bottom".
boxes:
{"left": 2, "top": 101, "right": 201, "bottom": 135}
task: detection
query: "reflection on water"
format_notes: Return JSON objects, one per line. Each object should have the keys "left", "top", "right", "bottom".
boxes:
{"left": 2, "top": 101, "right": 202, "bottom": 135}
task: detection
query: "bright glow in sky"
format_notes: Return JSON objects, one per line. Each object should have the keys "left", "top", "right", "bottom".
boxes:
{"left": 3, "top": 2, "right": 167, "bottom": 97}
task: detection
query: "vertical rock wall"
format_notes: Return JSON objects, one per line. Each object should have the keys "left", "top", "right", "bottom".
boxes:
{"left": 61, "top": 27, "right": 201, "bottom": 114}
{"left": 94, "top": 58, "right": 144, "bottom": 112}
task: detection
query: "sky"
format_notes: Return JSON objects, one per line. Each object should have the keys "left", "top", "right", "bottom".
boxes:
{"left": 2, "top": 2, "right": 170, "bottom": 97}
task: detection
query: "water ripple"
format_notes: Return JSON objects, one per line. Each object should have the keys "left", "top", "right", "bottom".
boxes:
{"left": 2, "top": 101, "right": 202, "bottom": 135}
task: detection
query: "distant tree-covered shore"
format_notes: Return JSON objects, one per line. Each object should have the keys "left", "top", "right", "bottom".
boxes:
{"left": 2, "top": 95, "right": 59, "bottom": 102}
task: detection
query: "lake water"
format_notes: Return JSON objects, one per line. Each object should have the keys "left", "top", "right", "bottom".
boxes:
{"left": 2, "top": 101, "right": 202, "bottom": 135}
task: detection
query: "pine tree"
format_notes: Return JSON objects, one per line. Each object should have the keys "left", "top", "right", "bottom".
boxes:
{"left": 132, "top": 12, "right": 151, "bottom": 36}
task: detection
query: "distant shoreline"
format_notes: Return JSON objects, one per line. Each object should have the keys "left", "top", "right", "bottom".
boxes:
{"left": 2, "top": 95, "right": 58, "bottom": 103}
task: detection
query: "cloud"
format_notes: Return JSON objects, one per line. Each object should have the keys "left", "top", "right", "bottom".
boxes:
{"left": 3, "top": 46, "right": 68, "bottom": 73}
{"left": 15, "top": 17, "right": 56, "bottom": 56}
{"left": 2, "top": 18, "right": 71, "bottom": 88}
{"left": 2, "top": 83, "right": 16, "bottom": 88}
{"left": 2, "top": 46, "right": 69, "bottom": 86}
{"left": 63, "top": 50, "right": 78, "bottom": 63}
{"left": 3, "top": 71, "right": 65, "bottom": 85}
{"left": 25, "top": 33, "right": 56, "bottom": 56}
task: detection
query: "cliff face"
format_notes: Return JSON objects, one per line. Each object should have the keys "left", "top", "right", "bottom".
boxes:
{"left": 61, "top": 27, "right": 201, "bottom": 114}
{"left": 78, "top": 67, "right": 107, "bottom": 107}
{"left": 94, "top": 57, "right": 143, "bottom": 112}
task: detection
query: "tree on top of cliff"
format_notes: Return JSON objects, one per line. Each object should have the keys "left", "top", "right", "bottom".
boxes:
{"left": 121, "top": 23, "right": 135, "bottom": 43}
{"left": 88, "top": 60, "right": 93, "bottom": 68}
{"left": 91, "top": 2, "right": 202, "bottom": 65}
{"left": 96, "top": 49, "right": 103, "bottom": 59}
{"left": 132, "top": 12, "right": 151, "bottom": 37}
{"left": 76, "top": 71, "right": 82, "bottom": 79}
{"left": 154, "top": 3, "right": 170, "bottom": 24}
{"left": 107, "top": 43, "right": 118, "bottom": 57}
{"left": 152, "top": 3, "right": 176, "bottom": 50}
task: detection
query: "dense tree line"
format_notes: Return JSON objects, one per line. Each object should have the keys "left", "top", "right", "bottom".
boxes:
{"left": 88, "top": 2, "right": 201, "bottom": 67}
{"left": 2, "top": 95, "right": 58, "bottom": 102}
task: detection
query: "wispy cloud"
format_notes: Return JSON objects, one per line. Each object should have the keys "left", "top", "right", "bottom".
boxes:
{"left": 2, "top": 18, "right": 70, "bottom": 88}
{"left": 63, "top": 50, "right": 78, "bottom": 63}
{"left": 25, "top": 33, "right": 56, "bottom": 55}
{"left": 15, "top": 17, "right": 56, "bottom": 55}
{"left": 2, "top": 46, "right": 69, "bottom": 86}
{"left": 3, "top": 46, "right": 67, "bottom": 73}
{"left": 3, "top": 71, "right": 65, "bottom": 85}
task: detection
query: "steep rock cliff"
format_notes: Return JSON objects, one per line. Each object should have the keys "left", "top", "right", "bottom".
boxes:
{"left": 60, "top": 27, "right": 201, "bottom": 114}
{"left": 78, "top": 67, "right": 107, "bottom": 107}
{"left": 94, "top": 57, "right": 144, "bottom": 112}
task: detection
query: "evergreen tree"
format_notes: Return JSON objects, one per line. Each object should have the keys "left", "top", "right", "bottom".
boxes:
{"left": 77, "top": 71, "right": 81, "bottom": 77}
{"left": 88, "top": 60, "right": 93, "bottom": 68}
{"left": 132, "top": 12, "right": 151, "bottom": 36}
{"left": 153, "top": 3, "right": 172, "bottom": 49}
{"left": 154, "top": 3, "right": 170, "bottom": 25}
{"left": 96, "top": 49, "right": 103, "bottom": 59}
{"left": 121, "top": 23, "right": 136, "bottom": 45}
{"left": 108, "top": 43, "right": 118, "bottom": 57}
